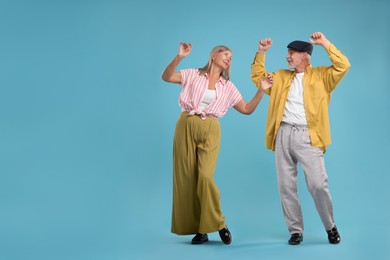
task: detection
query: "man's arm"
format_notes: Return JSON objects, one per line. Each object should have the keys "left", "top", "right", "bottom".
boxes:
{"left": 310, "top": 32, "right": 351, "bottom": 92}
{"left": 251, "top": 38, "right": 273, "bottom": 94}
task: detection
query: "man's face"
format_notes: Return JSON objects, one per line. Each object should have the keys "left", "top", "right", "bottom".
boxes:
{"left": 286, "top": 49, "right": 307, "bottom": 70}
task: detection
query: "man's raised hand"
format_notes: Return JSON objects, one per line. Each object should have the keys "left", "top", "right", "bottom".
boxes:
{"left": 258, "top": 38, "right": 272, "bottom": 53}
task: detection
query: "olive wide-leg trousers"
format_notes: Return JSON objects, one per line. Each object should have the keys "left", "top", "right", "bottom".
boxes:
{"left": 171, "top": 112, "right": 226, "bottom": 235}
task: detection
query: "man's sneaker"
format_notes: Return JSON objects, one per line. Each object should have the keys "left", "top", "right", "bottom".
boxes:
{"left": 327, "top": 226, "right": 341, "bottom": 244}
{"left": 219, "top": 226, "right": 232, "bottom": 245}
{"left": 288, "top": 233, "right": 303, "bottom": 245}
{"left": 191, "top": 233, "right": 208, "bottom": 244}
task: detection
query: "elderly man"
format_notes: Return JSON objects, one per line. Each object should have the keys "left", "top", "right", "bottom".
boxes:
{"left": 251, "top": 32, "right": 350, "bottom": 245}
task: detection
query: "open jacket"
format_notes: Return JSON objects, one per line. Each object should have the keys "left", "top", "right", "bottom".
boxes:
{"left": 251, "top": 43, "right": 351, "bottom": 152}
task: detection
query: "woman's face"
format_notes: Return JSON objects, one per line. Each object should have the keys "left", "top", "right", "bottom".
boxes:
{"left": 213, "top": 50, "right": 232, "bottom": 70}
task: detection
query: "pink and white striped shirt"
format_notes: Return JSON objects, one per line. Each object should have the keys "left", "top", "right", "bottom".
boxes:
{"left": 179, "top": 68, "right": 242, "bottom": 120}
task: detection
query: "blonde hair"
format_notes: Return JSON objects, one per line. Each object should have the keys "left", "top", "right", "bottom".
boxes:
{"left": 199, "top": 45, "right": 232, "bottom": 81}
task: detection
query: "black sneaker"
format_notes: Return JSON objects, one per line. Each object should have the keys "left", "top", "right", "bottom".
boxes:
{"left": 191, "top": 233, "right": 208, "bottom": 244}
{"left": 327, "top": 226, "right": 341, "bottom": 244}
{"left": 288, "top": 233, "right": 303, "bottom": 245}
{"left": 219, "top": 226, "right": 232, "bottom": 245}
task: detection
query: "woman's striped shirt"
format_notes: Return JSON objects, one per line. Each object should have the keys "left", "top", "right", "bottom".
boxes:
{"left": 179, "top": 68, "right": 242, "bottom": 119}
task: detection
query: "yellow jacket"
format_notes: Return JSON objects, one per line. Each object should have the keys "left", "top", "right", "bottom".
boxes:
{"left": 251, "top": 44, "right": 351, "bottom": 152}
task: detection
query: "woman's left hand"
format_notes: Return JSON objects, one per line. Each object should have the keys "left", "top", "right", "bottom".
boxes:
{"left": 260, "top": 74, "right": 273, "bottom": 91}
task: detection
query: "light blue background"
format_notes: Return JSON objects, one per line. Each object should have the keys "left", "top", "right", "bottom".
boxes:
{"left": 0, "top": 0, "right": 389, "bottom": 259}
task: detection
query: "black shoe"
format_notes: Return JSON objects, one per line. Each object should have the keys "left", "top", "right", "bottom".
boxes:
{"left": 288, "top": 233, "right": 303, "bottom": 245}
{"left": 327, "top": 226, "right": 341, "bottom": 244}
{"left": 191, "top": 233, "right": 208, "bottom": 244}
{"left": 219, "top": 226, "right": 232, "bottom": 245}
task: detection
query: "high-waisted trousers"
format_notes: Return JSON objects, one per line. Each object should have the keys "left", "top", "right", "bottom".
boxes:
{"left": 275, "top": 122, "right": 335, "bottom": 234}
{"left": 171, "top": 112, "right": 226, "bottom": 235}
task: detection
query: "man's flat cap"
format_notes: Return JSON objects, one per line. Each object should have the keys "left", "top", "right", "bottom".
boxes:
{"left": 287, "top": 40, "right": 313, "bottom": 55}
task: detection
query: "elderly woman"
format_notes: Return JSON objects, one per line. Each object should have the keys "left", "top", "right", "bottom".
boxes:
{"left": 162, "top": 42, "right": 272, "bottom": 245}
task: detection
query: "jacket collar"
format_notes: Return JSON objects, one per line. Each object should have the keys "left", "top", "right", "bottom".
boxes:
{"left": 284, "top": 65, "right": 312, "bottom": 90}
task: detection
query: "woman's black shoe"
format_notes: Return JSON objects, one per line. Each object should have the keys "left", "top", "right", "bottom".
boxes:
{"left": 219, "top": 227, "right": 232, "bottom": 245}
{"left": 191, "top": 233, "right": 208, "bottom": 244}
{"left": 288, "top": 233, "right": 303, "bottom": 245}
{"left": 327, "top": 226, "right": 341, "bottom": 244}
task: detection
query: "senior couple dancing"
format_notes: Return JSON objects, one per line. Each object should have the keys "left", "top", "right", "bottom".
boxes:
{"left": 161, "top": 32, "right": 350, "bottom": 245}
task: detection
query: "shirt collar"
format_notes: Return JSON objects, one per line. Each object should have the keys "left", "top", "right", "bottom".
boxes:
{"left": 290, "top": 65, "right": 312, "bottom": 77}
{"left": 304, "top": 65, "right": 313, "bottom": 73}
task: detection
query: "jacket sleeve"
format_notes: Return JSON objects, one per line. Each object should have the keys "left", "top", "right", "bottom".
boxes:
{"left": 251, "top": 52, "right": 273, "bottom": 95}
{"left": 323, "top": 43, "right": 351, "bottom": 92}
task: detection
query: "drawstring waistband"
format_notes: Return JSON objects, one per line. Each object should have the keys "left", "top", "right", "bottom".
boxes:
{"left": 281, "top": 121, "right": 308, "bottom": 130}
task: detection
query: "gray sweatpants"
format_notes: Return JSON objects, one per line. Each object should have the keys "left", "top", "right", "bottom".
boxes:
{"left": 275, "top": 122, "right": 335, "bottom": 234}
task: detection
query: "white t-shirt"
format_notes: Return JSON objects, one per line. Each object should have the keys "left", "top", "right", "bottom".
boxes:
{"left": 282, "top": 72, "right": 308, "bottom": 125}
{"left": 198, "top": 89, "right": 216, "bottom": 112}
